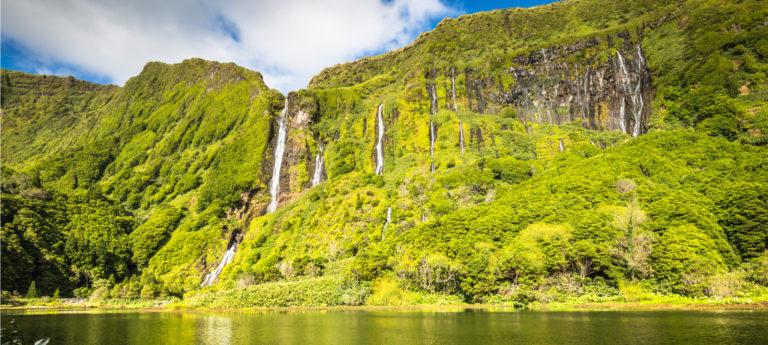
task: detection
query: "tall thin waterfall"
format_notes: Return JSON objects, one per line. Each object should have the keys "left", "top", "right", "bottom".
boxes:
{"left": 381, "top": 207, "right": 392, "bottom": 240}
{"left": 450, "top": 67, "right": 458, "bottom": 111}
{"left": 267, "top": 99, "right": 289, "bottom": 213}
{"left": 618, "top": 98, "right": 627, "bottom": 133}
{"left": 616, "top": 51, "right": 630, "bottom": 91}
{"left": 581, "top": 66, "right": 590, "bottom": 118}
{"left": 631, "top": 44, "right": 645, "bottom": 137}
{"left": 429, "top": 120, "right": 436, "bottom": 172}
{"left": 458, "top": 120, "right": 465, "bottom": 156}
{"left": 558, "top": 139, "right": 565, "bottom": 152}
{"left": 615, "top": 47, "right": 646, "bottom": 137}
{"left": 616, "top": 51, "right": 630, "bottom": 134}
{"left": 311, "top": 144, "right": 324, "bottom": 187}
{"left": 200, "top": 243, "right": 236, "bottom": 287}
{"left": 428, "top": 84, "right": 438, "bottom": 115}
{"left": 375, "top": 104, "right": 385, "bottom": 175}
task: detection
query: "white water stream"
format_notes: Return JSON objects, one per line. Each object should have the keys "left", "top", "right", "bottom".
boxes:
{"left": 311, "top": 144, "right": 324, "bottom": 187}
{"left": 267, "top": 99, "right": 288, "bottom": 213}
{"left": 375, "top": 104, "right": 385, "bottom": 175}
{"left": 381, "top": 207, "right": 392, "bottom": 240}
{"left": 200, "top": 243, "right": 236, "bottom": 287}
{"left": 429, "top": 120, "right": 436, "bottom": 172}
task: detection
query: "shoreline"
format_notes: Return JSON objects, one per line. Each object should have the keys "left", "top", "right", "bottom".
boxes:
{"left": 3, "top": 301, "right": 768, "bottom": 313}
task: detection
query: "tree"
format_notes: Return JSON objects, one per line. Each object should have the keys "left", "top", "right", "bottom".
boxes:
{"left": 717, "top": 182, "right": 768, "bottom": 259}
{"left": 26, "top": 281, "right": 38, "bottom": 298}
{"left": 130, "top": 205, "right": 183, "bottom": 267}
{"left": 652, "top": 225, "right": 727, "bottom": 295}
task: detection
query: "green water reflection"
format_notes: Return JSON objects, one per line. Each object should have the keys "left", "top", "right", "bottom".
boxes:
{"left": 2, "top": 309, "right": 766, "bottom": 344}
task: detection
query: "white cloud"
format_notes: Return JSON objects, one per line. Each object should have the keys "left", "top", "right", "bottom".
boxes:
{"left": 1, "top": 0, "right": 455, "bottom": 92}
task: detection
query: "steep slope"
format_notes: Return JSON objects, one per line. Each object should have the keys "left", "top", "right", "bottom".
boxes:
{"left": 309, "top": 0, "right": 768, "bottom": 141}
{"left": 1, "top": 59, "right": 284, "bottom": 296}
{"left": 1, "top": 70, "right": 119, "bottom": 164}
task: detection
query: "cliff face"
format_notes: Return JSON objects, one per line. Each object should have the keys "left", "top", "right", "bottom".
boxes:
{"left": 427, "top": 32, "right": 653, "bottom": 136}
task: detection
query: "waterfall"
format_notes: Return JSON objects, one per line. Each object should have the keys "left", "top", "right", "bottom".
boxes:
{"left": 200, "top": 243, "right": 236, "bottom": 287}
{"left": 582, "top": 66, "right": 590, "bottom": 118}
{"left": 616, "top": 49, "right": 646, "bottom": 136}
{"left": 631, "top": 44, "right": 645, "bottom": 137}
{"left": 267, "top": 99, "right": 289, "bottom": 213}
{"left": 590, "top": 140, "right": 596, "bottom": 146}
{"left": 558, "top": 139, "right": 565, "bottom": 152}
{"left": 428, "top": 84, "right": 438, "bottom": 115}
{"left": 618, "top": 98, "right": 627, "bottom": 133}
{"left": 381, "top": 207, "right": 392, "bottom": 240}
{"left": 311, "top": 144, "right": 324, "bottom": 187}
{"left": 451, "top": 67, "right": 458, "bottom": 111}
{"left": 422, "top": 213, "right": 427, "bottom": 222}
{"left": 429, "top": 121, "right": 435, "bottom": 157}
{"left": 459, "top": 120, "right": 465, "bottom": 156}
{"left": 429, "top": 120, "right": 436, "bottom": 172}
{"left": 375, "top": 104, "right": 385, "bottom": 175}
{"left": 616, "top": 51, "right": 630, "bottom": 91}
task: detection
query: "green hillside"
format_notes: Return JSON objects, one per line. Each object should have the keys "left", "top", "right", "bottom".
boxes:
{"left": 1, "top": 0, "right": 767, "bottom": 307}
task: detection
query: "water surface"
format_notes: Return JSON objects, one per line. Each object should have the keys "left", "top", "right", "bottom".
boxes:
{"left": 2, "top": 309, "right": 767, "bottom": 344}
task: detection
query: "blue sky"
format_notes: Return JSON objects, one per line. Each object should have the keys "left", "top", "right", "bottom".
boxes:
{"left": 1, "top": 0, "right": 554, "bottom": 92}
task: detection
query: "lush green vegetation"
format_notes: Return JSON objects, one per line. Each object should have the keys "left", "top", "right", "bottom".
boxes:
{"left": 1, "top": 60, "right": 281, "bottom": 299}
{"left": 2, "top": 0, "right": 767, "bottom": 309}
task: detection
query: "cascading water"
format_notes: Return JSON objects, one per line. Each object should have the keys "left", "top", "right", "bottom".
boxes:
{"left": 428, "top": 84, "right": 438, "bottom": 115}
{"left": 582, "top": 66, "right": 590, "bottom": 118}
{"left": 311, "top": 144, "right": 324, "bottom": 187}
{"left": 616, "top": 51, "right": 630, "bottom": 134}
{"left": 616, "top": 51, "right": 630, "bottom": 92}
{"left": 615, "top": 47, "right": 648, "bottom": 137}
{"left": 559, "top": 139, "right": 565, "bottom": 152}
{"left": 631, "top": 44, "right": 645, "bottom": 137}
{"left": 200, "top": 243, "right": 236, "bottom": 287}
{"left": 458, "top": 120, "right": 465, "bottom": 156}
{"left": 267, "top": 99, "right": 289, "bottom": 213}
{"left": 381, "top": 207, "right": 392, "bottom": 240}
{"left": 429, "top": 120, "right": 436, "bottom": 172}
{"left": 375, "top": 104, "right": 385, "bottom": 175}
{"left": 618, "top": 98, "right": 627, "bottom": 133}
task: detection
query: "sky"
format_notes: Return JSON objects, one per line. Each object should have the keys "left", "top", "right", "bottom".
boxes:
{"left": 1, "top": 0, "right": 553, "bottom": 93}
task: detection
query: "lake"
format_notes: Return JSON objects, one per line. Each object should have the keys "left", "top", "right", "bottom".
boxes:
{"left": 2, "top": 309, "right": 767, "bottom": 344}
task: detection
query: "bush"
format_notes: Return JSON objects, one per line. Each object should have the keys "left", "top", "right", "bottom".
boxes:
{"left": 367, "top": 277, "right": 418, "bottom": 306}
{"left": 618, "top": 280, "right": 654, "bottom": 302}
